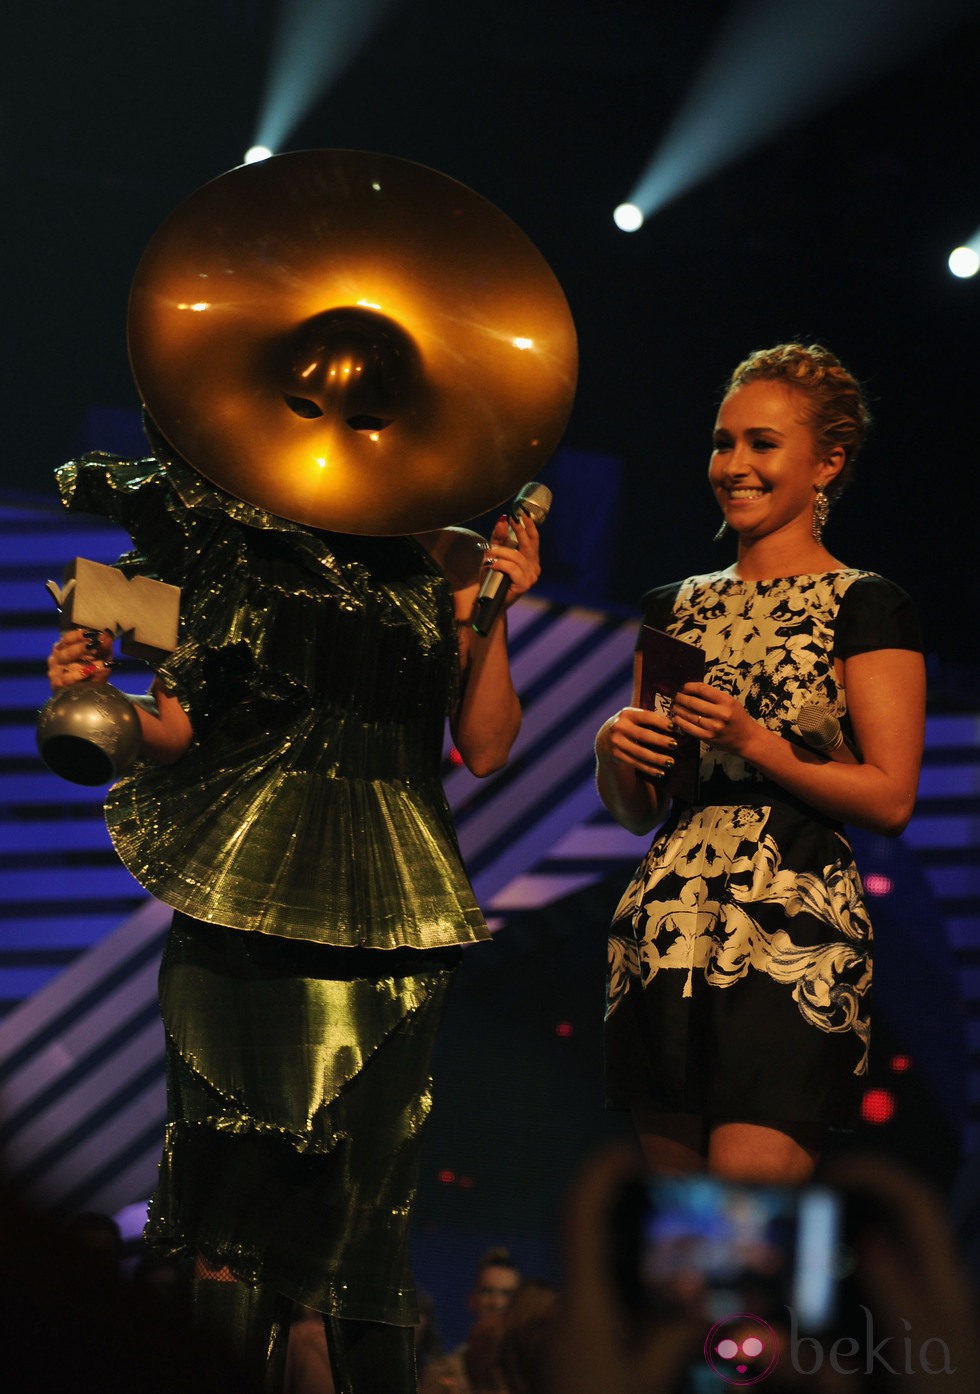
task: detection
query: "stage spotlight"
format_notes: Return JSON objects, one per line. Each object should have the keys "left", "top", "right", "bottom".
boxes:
{"left": 253, "top": 0, "right": 403, "bottom": 156}
{"left": 619, "top": 0, "right": 975, "bottom": 226}
{"left": 948, "top": 244, "right": 980, "bottom": 279}
{"left": 613, "top": 203, "right": 644, "bottom": 233}
{"left": 244, "top": 145, "right": 274, "bottom": 165}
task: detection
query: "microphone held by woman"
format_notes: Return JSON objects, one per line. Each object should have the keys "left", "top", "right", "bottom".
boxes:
{"left": 796, "top": 701, "right": 859, "bottom": 764}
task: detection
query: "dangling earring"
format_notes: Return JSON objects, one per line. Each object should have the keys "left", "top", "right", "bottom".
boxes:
{"left": 713, "top": 520, "right": 728, "bottom": 542}
{"left": 812, "top": 487, "right": 830, "bottom": 543}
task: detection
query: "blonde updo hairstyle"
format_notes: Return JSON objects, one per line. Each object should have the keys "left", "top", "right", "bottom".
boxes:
{"left": 723, "top": 342, "right": 872, "bottom": 503}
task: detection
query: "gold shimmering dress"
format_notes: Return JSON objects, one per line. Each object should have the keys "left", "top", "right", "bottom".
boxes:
{"left": 57, "top": 448, "right": 489, "bottom": 1326}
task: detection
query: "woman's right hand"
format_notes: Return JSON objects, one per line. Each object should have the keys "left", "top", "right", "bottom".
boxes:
{"left": 595, "top": 705, "right": 678, "bottom": 784}
{"left": 47, "top": 628, "right": 114, "bottom": 692}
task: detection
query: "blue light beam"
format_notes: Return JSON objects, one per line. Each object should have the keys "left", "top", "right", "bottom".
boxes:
{"left": 254, "top": 0, "right": 406, "bottom": 155}
{"left": 624, "top": 0, "right": 976, "bottom": 222}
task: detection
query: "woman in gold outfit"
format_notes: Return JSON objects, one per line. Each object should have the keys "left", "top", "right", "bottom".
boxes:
{"left": 47, "top": 436, "right": 539, "bottom": 1394}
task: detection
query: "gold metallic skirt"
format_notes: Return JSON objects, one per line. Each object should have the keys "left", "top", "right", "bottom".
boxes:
{"left": 145, "top": 913, "right": 460, "bottom": 1324}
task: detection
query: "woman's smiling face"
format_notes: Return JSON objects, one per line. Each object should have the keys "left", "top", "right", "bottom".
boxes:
{"left": 709, "top": 379, "right": 842, "bottom": 543}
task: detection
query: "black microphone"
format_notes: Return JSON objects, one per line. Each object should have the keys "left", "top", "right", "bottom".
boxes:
{"left": 797, "top": 702, "right": 859, "bottom": 764}
{"left": 470, "top": 481, "right": 552, "bottom": 636}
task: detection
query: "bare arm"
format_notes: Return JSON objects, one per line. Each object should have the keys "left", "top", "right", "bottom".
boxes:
{"left": 131, "top": 679, "right": 194, "bottom": 765}
{"left": 48, "top": 627, "right": 194, "bottom": 767}
{"left": 670, "top": 646, "right": 925, "bottom": 837}
{"left": 416, "top": 514, "right": 539, "bottom": 778}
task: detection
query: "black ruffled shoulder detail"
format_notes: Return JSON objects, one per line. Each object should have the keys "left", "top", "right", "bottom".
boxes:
{"left": 54, "top": 450, "right": 455, "bottom": 733}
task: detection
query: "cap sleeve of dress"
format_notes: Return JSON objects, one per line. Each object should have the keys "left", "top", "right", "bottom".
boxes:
{"left": 834, "top": 574, "right": 924, "bottom": 659}
{"left": 55, "top": 451, "right": 348, "bottom": 735}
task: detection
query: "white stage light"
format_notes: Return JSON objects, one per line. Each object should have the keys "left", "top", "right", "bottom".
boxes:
{"left": 245, "top": 145, "right": 274, "bottom": 164}
{"left": 621, "top": 0, "right": 974, "bottom": 228}
{"left": 948, "top": 245, "right": 980, "bottom": 279}
{"left": 613, "top": 203, "right": 644, "bottom": 233}
{"left": 255, "top": 0, "right": 399, "bottom": 157}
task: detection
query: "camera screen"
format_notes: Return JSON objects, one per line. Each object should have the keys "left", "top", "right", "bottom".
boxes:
{"left": 640, "top": 1176, "right": 841, "bottom": 1331}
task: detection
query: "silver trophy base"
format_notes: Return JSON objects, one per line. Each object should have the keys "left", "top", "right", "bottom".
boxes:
{"left": 36, "top": 684, "right": 142, "bottom": 786}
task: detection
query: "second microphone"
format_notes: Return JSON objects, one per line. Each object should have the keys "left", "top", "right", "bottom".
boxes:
{"left": 470, "top": 481, "right": 552, "bottom": 637}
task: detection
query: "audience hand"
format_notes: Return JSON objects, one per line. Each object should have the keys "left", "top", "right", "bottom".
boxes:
{"left": 546, "top": 1144, "right": 701, "bottom": 1394}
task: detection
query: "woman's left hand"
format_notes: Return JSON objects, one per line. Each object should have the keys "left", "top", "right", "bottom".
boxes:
{"left": 670, "top": 680, "right": 757, "bottom": 756}
{"left": 481, "top": 511, "right": 541, "bottom": 606}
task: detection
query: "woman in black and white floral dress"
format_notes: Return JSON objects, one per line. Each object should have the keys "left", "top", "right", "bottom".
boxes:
{"left": 594, "top": 343, "right": 925, "bottom": 1184}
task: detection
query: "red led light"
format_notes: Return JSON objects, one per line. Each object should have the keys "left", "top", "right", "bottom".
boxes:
{"left": 458, "top": 1176, "right": 475, "bottom": 1189}
{"left": 864, "top": 873, "right": 893, "bottom": 897}
{"left": 860, "top": 1088, "right": 896, "bottom": 1125}
{"left": 555, "top": 1022, "right": 574, "bottom": 1037}
{"left": 438, "top": 1169, "right": 456, "bottom": 1185}
{"left": 448, "top": 747, "right": 464, "bottom": 767}
{"left": 890, "top": 1054, "right": 912, "bottom": 1073}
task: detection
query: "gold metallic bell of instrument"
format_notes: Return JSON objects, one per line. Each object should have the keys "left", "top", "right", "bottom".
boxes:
{"left": 36, "top": 685, "right": 142, "bottom": 786}
{"left": 127, "top": 149, "right": 578, "bottom": 535}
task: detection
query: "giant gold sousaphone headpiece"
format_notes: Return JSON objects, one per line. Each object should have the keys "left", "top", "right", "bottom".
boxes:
{"left": 128, "top": 149, "right": 578, "bottom": 535}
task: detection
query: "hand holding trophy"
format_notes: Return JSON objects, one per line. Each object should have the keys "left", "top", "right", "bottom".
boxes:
{"left": 37, "top": 558, "right": 180, "bottom": 786}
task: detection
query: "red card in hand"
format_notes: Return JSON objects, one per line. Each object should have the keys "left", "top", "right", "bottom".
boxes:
{"left": 638, "top": 624, "right": 705, "bottom": 802}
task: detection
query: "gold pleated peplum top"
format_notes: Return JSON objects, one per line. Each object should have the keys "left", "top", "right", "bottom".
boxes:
{"left": 57, "top": 447, "right": 489, "bottom": 951}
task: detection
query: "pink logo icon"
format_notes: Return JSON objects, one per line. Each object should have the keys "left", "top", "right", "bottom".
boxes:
{"left": 704, "top": 1314, "right": 780, "bottom": 1385}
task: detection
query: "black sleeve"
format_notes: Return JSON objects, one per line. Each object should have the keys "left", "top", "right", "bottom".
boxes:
{"left": 834, "top": 575, "right": 925, "bottom": 659}
{"left": 636, "top": 582, "right": 683, "bottom": 650}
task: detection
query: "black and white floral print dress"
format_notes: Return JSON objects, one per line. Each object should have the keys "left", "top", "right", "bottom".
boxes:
{"left": 604, "top": 568, "right": 923, "bottom": 1128}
